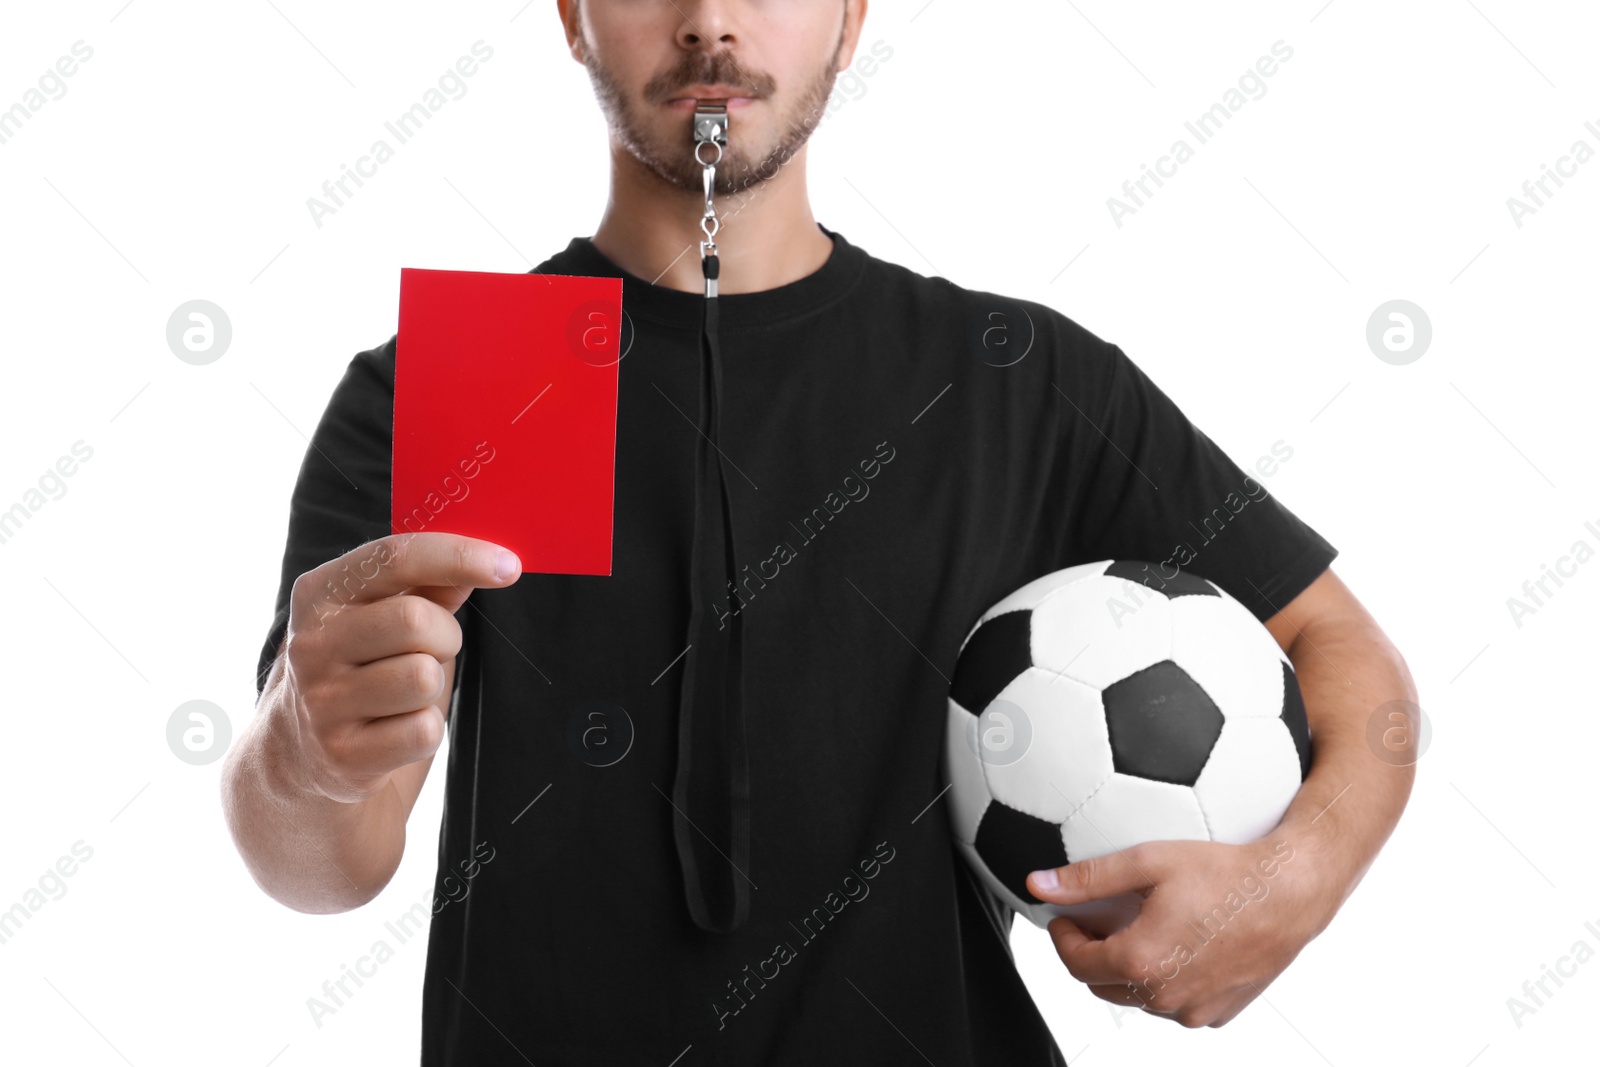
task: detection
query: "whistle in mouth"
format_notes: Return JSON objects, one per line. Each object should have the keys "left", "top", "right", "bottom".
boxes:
{"left": 693, "top": 101, "right": 729, "bottom": 148}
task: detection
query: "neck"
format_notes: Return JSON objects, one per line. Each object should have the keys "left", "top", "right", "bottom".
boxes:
{"left": 589, "top": 138, "right": 833, "bottom": 296}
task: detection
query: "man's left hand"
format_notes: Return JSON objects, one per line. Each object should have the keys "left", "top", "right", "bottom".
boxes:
{"left": 1025, "top": 834, "right": 1338, "bottom": 1028}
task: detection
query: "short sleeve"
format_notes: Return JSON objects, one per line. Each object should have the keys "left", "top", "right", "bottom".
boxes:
{"left": 254, "top": 337, "right": 397, "bottom": 698}
{"left": 1054, "top": 341, "right": 1337, "bottom": 622}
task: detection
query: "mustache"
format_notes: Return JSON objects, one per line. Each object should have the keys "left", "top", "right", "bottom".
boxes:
{"left": 645, "top": 51, "right": 774, "bottom": 102}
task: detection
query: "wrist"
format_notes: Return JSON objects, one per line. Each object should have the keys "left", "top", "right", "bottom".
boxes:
{"left": 1261, "top": 821, "right": 1348, "bottom": 940}
{"left": 254, "top": 679, "right": 324, "bottom": 805}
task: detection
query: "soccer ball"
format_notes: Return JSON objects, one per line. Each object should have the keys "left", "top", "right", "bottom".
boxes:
{"left": 944, "top": 560, "right": 1312, "bottom": 931}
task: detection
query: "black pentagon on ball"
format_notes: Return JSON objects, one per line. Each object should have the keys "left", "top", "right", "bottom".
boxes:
{"left": 950, "top": 609, "right": 1032, "bottom": 714}
{"left": 1101, "top": 660, "right": 1225, "bottom": 787}
{"left": 1103, "top": 559, "right": 1220, "bottom": 600}
{"left": 1280, "top": 659, "right": 1313, "bottom": 779}
{"left": 974, "top": 799, "right": 1069, "bottom": 903}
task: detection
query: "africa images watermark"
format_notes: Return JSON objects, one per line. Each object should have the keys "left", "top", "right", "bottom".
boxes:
{"left": 1505, "top": 117, "right": 1600, "bottom": 229}
{"left": 0, "top": 840, "right": 95, "bottom": 948}
{"left": 711, "top": 440, "right": 897, "bottom": 630}
{"left": 1107, "top": 40, "right": 1295, "bottom": 229}
{"left": 1110, "top": 840, "right": 1296, "bottom": 1018}
{"left": 822, "top": 39, "right": 894, "bottom": 121}
{"left": 1505, "top": 918, "right": 1600, "bottom": 1029}
{"left": 711, "top": 840, "right": 898, "bottom": 1031}
{"left": 0, "top": 440, "right": 95, "bottom": 549}
{"left": 1099, "top": 439, "right": 1297, "bottom": 621}
{"left": 305, "top": 839, "right": 496, "bottom": 1028}
{"left": 394, "top": 439, "right": 499, "bottom": 537}
{"left": 1504, "top": 517, "right": 1600, "bottom": 629}
{"left": 0, "top": 40, "right": 94, "bottom": 148}
{"left": 306, "top": 439, "right": 498, "bottom": 629}
{"left": 305, "top": 41, "right": 495, "bottom": 229}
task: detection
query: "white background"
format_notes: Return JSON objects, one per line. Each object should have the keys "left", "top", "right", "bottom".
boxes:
{"left": 1, "top": 0, "right": 1596, "bottom": 1064}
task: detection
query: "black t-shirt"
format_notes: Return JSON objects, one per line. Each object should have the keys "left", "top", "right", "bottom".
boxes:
{"left": 255, "top": 223, "right": 1337, "bottom": 1065}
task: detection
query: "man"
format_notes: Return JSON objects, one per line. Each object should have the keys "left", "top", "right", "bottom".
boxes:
{"left": 222, "top": 1, "right": 1418, "bottom": 1062}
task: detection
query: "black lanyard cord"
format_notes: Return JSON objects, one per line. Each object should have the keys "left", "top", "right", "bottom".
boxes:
{"left": 669, "top": 219, "right": 754, "bottom": 933}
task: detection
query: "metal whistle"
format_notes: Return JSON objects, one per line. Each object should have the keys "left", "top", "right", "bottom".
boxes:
{"left": 693, "top": 101, "right": 729, "bottom": 150}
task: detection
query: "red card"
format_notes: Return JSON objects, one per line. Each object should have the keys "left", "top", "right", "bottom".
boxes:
{"left": 393, "top": 267, "right": 622, "bottom": 575}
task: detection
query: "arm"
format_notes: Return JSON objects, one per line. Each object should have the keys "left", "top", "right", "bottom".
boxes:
{"left": 223, "top": 532, "right": 516, "bottom": 915}
{"left": 1025, "top": 566, "right": 1418, "bottom": 1027}
{"left": 1259, "top": 567, "right": 1418, "bottom": 928}
{"left": 223, "top": 347, "right": 490, "bottom": 912}
{"left": 220, "top": 648, "right": 451, "bottom": 914}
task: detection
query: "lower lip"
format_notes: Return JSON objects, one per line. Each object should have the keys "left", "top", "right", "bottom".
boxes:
{"left": 665, "top": 97, "right": 756, "bottom": 111}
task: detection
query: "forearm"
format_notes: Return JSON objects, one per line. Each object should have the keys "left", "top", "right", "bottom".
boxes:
{"left": 1270, "top": 620, "right": 1418, "bottom": 932}
{"left": 220, "top": 662, "right": 407, "bottom": 914}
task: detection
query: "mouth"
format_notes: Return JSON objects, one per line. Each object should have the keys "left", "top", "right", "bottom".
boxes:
{"left": 664, "top": 87, "right": 760, "bottom": 111}
{"left": 665, "top": 97, "right": 757, "bottom": 112}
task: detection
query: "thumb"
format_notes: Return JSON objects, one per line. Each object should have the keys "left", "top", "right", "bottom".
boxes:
{"left": 1026, "top": 846, "right": 1163, "bottom": 905}
{"left": 398, "top": 542, "right": 523, "bottom": 616}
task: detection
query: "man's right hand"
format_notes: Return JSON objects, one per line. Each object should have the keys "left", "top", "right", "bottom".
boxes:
{"left": 274, "top": 532, "right": 521, "bottom": 805}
